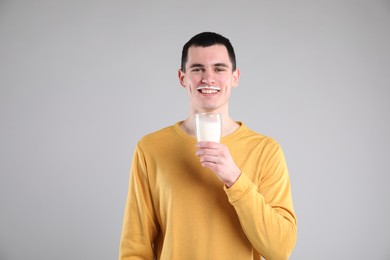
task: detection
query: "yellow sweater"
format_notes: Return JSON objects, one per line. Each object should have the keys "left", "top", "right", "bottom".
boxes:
{"left": 120, "top": 122, "right": 297, "bottom": 260}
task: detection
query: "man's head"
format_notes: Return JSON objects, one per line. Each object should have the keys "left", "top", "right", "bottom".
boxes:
{"left": 181, "top": 32, "right": 237, "bottom": 72}
{"left": 178, "top": 32, "right": 240, "bottom": 114}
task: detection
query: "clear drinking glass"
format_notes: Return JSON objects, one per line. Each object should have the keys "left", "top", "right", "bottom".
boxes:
{"left": 194, "top": 113, "right": 222, "bottom": 143}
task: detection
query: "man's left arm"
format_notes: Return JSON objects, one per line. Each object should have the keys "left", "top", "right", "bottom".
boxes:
{"left": 196, "top": 141, "right": 297, "bottom": 260}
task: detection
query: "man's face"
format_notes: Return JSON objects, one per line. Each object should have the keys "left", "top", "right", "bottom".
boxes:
{"left": 178, "top": 45, "right": 240, "bottom": 114}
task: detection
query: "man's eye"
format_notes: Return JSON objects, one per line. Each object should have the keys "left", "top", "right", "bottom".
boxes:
{"left": 215, "top": 67, "right": 226, "bottom": 72}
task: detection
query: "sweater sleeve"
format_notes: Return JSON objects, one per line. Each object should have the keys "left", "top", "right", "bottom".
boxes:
{"left": 119, "top": 143, "right": 159, "bottom": 260}
{"left": 224, "top": 142, "right": 297, "bottom": 260}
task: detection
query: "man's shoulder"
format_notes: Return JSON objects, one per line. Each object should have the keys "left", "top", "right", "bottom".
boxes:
{"left": 139, "top": 125, "right": 173, "bottom": 144}
{"left": 241, "top": 124, "right": 281, "bottom": 148}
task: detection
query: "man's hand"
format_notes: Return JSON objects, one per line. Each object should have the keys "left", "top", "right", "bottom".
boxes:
{"left": 195, "top": 141, "right": 241, "bottom": 188}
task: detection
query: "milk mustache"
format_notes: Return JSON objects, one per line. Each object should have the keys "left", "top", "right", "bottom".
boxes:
{"left": 194, "top": 113, "right": 222, "bottom": 143}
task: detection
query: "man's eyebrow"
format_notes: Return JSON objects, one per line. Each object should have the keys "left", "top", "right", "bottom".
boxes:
{"left": 188, "top": 63, "right": 230, "bottom": 69}
{"left": 214, "top": 63, "right": 229, "bottom": 68}
{"left": 189, "top": 63, "right": 204, "bottom": 68}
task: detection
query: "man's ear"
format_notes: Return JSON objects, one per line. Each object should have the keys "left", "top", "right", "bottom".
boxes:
{"left": 178, "top": 69, "right": 186, "bottom": 88}
{"left": 232, "top": 68, "right": 240, "bottom": 87}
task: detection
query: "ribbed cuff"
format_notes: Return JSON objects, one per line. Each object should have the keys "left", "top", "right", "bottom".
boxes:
{"left": 224, "top": 173, "right": 253, "bottom": 204}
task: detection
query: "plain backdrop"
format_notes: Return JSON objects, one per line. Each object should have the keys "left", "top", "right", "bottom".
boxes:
{"left": 1, "top": 0, "right": 389, "bottom": 259}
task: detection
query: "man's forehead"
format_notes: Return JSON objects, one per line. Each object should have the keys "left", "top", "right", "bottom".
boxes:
{"left": 186, "top": 45, "right": 231, "bottom": 67}
{"left": 188, "top": 44, "right": 228, "bottom": 55}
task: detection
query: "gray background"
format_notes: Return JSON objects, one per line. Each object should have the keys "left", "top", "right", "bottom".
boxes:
{"left": 1, "top": 0, "right": 389, "bottom": 259}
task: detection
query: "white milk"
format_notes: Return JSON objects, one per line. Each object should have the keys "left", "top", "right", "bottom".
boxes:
{"left": 194, "top": 113, "right": 221, "bottom": 142}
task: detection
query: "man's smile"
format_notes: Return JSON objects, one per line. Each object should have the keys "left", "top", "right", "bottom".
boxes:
{"left": 196, "top": 86, "right": 221, "bottom": 94}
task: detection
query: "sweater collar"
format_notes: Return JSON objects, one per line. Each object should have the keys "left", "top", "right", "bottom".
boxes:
{"left": 172, "top": 121, "right": 248, "bottom": 144}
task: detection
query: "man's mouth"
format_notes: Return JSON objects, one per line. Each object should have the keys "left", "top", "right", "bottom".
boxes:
{"left": 196, "top": 86, "right": 221, "bottom": 94}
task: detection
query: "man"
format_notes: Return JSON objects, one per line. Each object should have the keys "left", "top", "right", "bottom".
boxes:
{"left": 119, "top": 32, "right": 297, "bottom": 260}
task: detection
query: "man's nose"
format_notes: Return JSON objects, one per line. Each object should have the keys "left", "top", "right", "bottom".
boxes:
{"left": 201, "top": 71, "right": 215, "bottom": 85}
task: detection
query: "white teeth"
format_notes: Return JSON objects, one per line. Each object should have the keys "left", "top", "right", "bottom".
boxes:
{"left": 202, "top": 89, "right": 217, "bottom": 94}
{"left": 197, "top": 86, "right": 220, "bottom": 94}
{"left": 197, "top": 86, "right": 220, "bottom": 90}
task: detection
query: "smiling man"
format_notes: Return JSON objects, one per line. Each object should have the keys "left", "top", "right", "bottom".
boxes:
{"left": 119, "top": 32, "right": 297, "bottom": 260}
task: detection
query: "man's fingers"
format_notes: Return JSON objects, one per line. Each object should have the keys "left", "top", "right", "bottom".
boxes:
{"left": 196, "top": 141, "right": 220, "bottom": 149}
{"left": 199, "top": 154, "right": 219, "bottom": 164}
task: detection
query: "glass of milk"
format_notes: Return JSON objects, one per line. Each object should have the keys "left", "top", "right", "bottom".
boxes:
{"left": 194, "top": 113, "right": 222, "bottom": 143}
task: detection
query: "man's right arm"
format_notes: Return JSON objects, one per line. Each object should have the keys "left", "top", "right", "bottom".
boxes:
{"left": 119, "top": 144, "right": 158, "bottom": 259}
